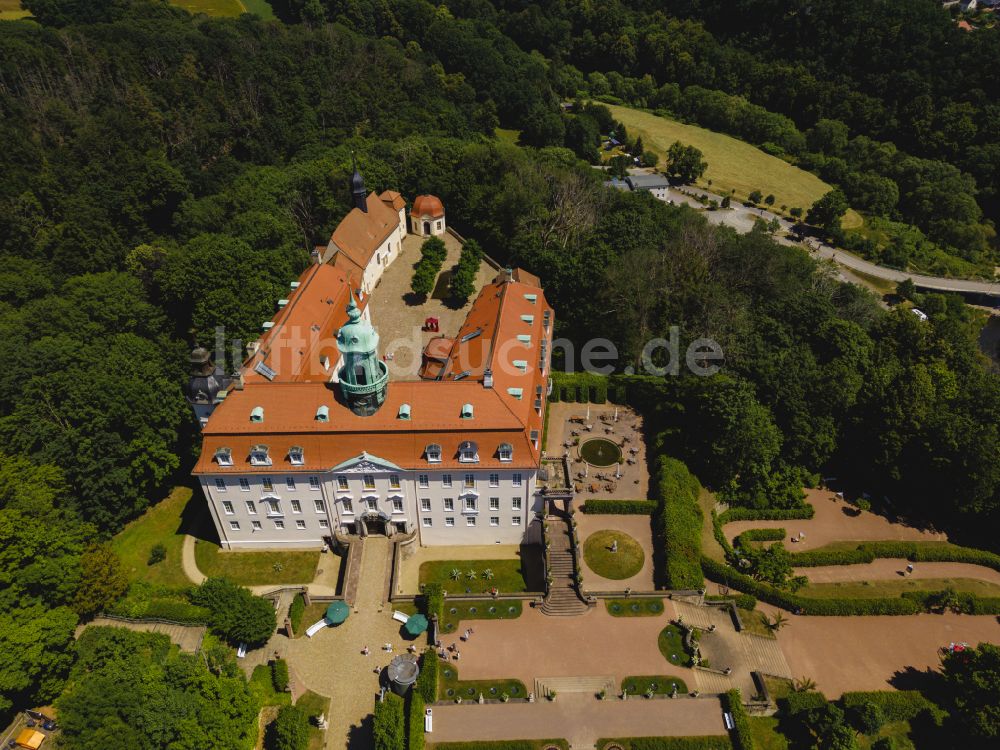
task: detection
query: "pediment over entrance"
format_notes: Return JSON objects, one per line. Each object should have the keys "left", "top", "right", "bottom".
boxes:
{"left": 331, "top": 451, "right": 403, "bottom": 473}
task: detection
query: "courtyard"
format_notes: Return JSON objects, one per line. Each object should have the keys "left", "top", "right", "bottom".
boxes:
{"left": 366, "top": 231, "right": 496, "bottom": 381}
{"left": 544, "top": 402, "right": 650, "bottom": 501}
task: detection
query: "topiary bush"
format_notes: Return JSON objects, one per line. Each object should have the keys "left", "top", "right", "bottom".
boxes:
{"left": 288, "top": 593, "right": 305, "bottom": 635}
{"left": 272, "top": 658, "right": 290, "bottom": 692}
{"left": 847, "top": 700, "right": 885, "bottom": 735}
{"left": 407, "top": 693, "right": 425, "bottom": 750}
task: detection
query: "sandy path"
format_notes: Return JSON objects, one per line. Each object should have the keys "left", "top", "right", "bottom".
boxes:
{"left": 795, "top": 558, "right": 1000, "bottom": 587}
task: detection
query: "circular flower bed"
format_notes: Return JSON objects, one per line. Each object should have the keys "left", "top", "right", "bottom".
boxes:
{"left": 579, "top": 438, "right": 623, "bottom": 467}
{"left": 583, "top": 529, "right": 645, "bottom": 580}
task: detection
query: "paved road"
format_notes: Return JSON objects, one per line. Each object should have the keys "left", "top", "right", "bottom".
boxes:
{"left": 659, "top": 179, "right": 1000, "bottom": 298}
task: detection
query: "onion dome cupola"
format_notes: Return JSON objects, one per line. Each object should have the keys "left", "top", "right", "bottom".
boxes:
{"left": 187, "top": 346, "right": 232, "bottom": 427}
{"left": 351, "top": 152, "right": 368, "bottom": 213}
{"left": 335, "top": 293, "right": 388, "bottom": 416}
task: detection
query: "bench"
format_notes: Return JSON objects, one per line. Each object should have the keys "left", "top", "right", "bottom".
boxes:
{"left": 723, "top": 712, "right": 735, "bottom": 731}
{"left": 236, "top": 643, "right": 247, "bottom": 658}
{"left": 392, "top": 611, "right": 410, "bottom": 624}
{"left": 305, "top": 619, "right": 328, "bottom": 638}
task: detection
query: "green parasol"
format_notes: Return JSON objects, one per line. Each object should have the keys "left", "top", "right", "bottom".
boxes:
{"left": 325, "top": 600, "right": 350, "bottom": 625}
{"left": 403, "top": 613, "right": 428, "bottom": 636}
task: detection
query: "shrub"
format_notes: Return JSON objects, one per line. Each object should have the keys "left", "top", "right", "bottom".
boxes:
{"left": 718, "top": 506, "right": 815, "bottom": 522}
{"left": 270, "top": 704, "right": 309, "bottom": 750}
{"left": 422, "top": 582, "right": 444, "bottom": 621}
{"left": 272, "top": 658, "right": 290, "bottom": 692}
{"left": 847, "top": 700, "right": 885, "bottom": 734}
{"left": 870, "top": 739, "right": 895, "bottom": 750}
{"left": 780, "top": 691, "right": 829, "bottom": 716}
{"left": 190, "top": 577, "right": 277, "bottom": 646}
{"left": 449, "top": 239, "right": 482, "bottom": 303}
{"left": 148, "top": 543, "right": 166, "bottom": 565}
{"left": 722, "top": 689, "right": 753, "bottom": 750}
{"left": 734, "top": 528, "right": 786, "bottom": 548}
{"left": 289, "top": 593, "right": 305, "bottom": 635}
{"left": 407, "top": 693, "right": 425, "bottom": 750}
{"left": 415, "top": 648, "right": 439, "bottom": 703}
{"left": 734, "top": 593, "right": 757, "bottom": 610}
{"left": 654, "top": 456, "right": 704, "bottom": 589}
{"left": 840, "top": 691, "right": 940, "bottom": 723}
{"left": 411, "top": 236, "right": 448, "bottom": 297}
{"left": 581, "top": 499, "right": 656, "bottom": 515}
{"left": 373, "top": 693, "right": 405, "bottom": 750}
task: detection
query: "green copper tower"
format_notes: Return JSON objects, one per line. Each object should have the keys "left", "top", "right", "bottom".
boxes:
{"left": 336, "top": 293, "right": 389, "bottom": 416}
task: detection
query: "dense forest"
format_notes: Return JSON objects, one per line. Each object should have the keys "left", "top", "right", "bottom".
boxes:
{"left": 1, "top": 0, "right": 1000, "bottom": 736}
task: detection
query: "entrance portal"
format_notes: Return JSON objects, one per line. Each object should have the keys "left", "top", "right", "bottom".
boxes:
{"left": 365, "top": 519, "right": 387, "bottom": 536}
{"left": 423, "top": 221, "right": 431, "bottom": 235}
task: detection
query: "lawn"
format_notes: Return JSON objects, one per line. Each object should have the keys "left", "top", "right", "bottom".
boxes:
{"left": 111, "top": 486, "right": 195, "bottom": 588}
{"left": 762, "top": 676, "right": 794, "bottom": 702}
{"left": 296, "top": 690, "right": 331, "bottom": 750}
{"left": 293, "top": 601, "right": 331, "bottom": 638}
{"left": 195, "top": 538, "right": 321, "bottom": 586}
{"left": 748, "top": 717, "right": 789, "bottom": 750}
{"left": 583, "top": 530, "right": 645, "bottom": 579}
{"left": 240, "top": 0, "right": 275, "bottom": 18}
{"left": 658, "top": 624, "right": 694, "bottom": 667}
{"left": 439, "top": 663, "right": 526, "bottom": 703}
{"left": 621, "top": 675, "right": 688, "bottom": 695}
{"left": 738, "top": 608, "right": 777, "bottom": 639}
{"left": 249, "top": 664, "right": 292, "bottom": 708}
{"left": 700, "top": 489, "right": 727, "bottom": 563}
{"left": 496, "top": 128, "right": 521, "bottom": 146}
{"left": 170, "top": 0, "right": 246, "bottom": 16}
{"left": 859, "top": 721, "right": 914, "bottom": 750}
{"left": 439, "top": 600, "right": 522, "bottom": 634}
{"left": 797, "top": 577, "right": 1000, "bottom": 599}
{"left": 605, "top": 598, "right": 665, "bottom": 617}
{"left": 420, "top": 559, "right": 528, "bottom": 594}
{"left": 0, "top": 0, "right": 29, "bottom": 20}
{"left": 605, "top": 103, "right": 862, "bottom": 227}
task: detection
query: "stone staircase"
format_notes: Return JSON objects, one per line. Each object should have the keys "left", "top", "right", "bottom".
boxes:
{"left": 540, "top": 519, "right": 588, "bottom": 616}
{"left": 535, "top": 675, "right": 616, "bottom": 698}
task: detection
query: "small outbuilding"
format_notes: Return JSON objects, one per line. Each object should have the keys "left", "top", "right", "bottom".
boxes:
{"left": 15, "top": 729, "right": 45, "bottom": 750}
{"left": 411, "top": 194, "right": 446, "bottom": 237}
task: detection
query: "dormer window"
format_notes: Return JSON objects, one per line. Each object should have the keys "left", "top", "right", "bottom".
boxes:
{"left": 250, "top": 445, "right": 271, "bottom": 466}
{"left": 315, "top": 405, "right": 329, "bottom": 422}
{"left": 250, "top": 406, "right": 264, "bottom": 423}
{"left": 397, "top": 403, "right": 411, "bottom": 420}
{"left": 459, "top": 440, "right": 479, "bottom": 463}
{"left": 426, "top": 444, "right": 442, "bottom": 463}
{"left": 215, "top": 447, "right": 233, "bottom": 466}
{"left": 499, "top": 443, "right": 513, "bottom": 462}
{"left": 460, "top": 403, "right": 474, "bottom": 419}
{"left": 289, "top": 446, "right": 304, "bottom": 465}
{"left": 507, "top": 387, "right": 523, "bottom": 400}
{"left": 513, "top": 360, "right": 528, "bottom": 373}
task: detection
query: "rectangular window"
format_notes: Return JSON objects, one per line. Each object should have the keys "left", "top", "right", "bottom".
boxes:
{"left": 512, "top": 473, "right": 522, "bottom": 487}
{"left": 362, "top": 475, "right": 375, "bottom": 490}
{"left": 262, "top": 477, "right": 274, "bottom": 493}
{"left": 442, "top": 474, "right": 452, "bottom": 488}
{"left": 251, "top": 520, "right": 262, "bottom": 530}
{"left": 214, "top": 478, "right": 227, "bottom": 492}
{"left": 445, "top": 517, "right": 455, "bottom": 527}
{"left": 499, "top": 445, "right": 512, "bottom": 461}
{"left": 443, "top": 498, "right": 454, "bottom": 512}
{"left": 239, "top": 478, "right": 251, "bottom": 492}
{"left": 392, "top": 498, "right": 403, "bottom": 513}
{"left": 365, "top": 498, "right": 377, "bottom": 511}
{"left": 489, "top": 473, "right": 499, "bottom": 487}
{"left": 489, "top": 497, "right": 500, "bottom": 511}
{"left": 467, "top": 516, "right": 476, "bottom": 527}
{"left": 266, "top": 499, "right": 281, "bottom": 516}
{"left": 274, "top": 520, "right": 284, "bottom": 530}
{"left": 314, "top": 498, "right": 324, "bottom": 513}
{"left": 296, "top": 520, "right": 306, "bottom": 530}
{"left": 420, "top": 498, "right": 431, "bottom": 512}
{"left": 464, "top": 473, "right": 475, "bottom": 489}
{"left": 512, "top": 516, "right": 521, "bottom": 525}
{"left": 336, "top": 476, "right": 348, "bottom": 491}
{"left": 222, "top": 501, "right": 234, "bottom": 515}
{"left": 418, "top": 474, "right": 429, "bottom": 488}
{"left": 291, "top": 500, "right": 302, "bottom": 513}
{"left": 285, "top": 477, "right": 296, "bottom": 491}
{"left": 319, "top": 519, "right": 329, "bottom": 529}
{"left": 512, "top": 497, "right": 522, "bottom": 511}
{"left": 289, "top": 446, "right": 304, "bottom": 465}
{"left": 246, "top": 501, "right": 257, "bottom": 515}
{"left": 230, "top": 521, "right": 240, "bottom": 531}
{"left": 309, "top": 476, "right": 320, "bottom": 490}
{"left": 342, "top": 499, "right": 353, "bottom": 514}
{"left": 490, "top": 516, "right": 499, "bottom": 527}
{"left": 389, "top": 474, "right": 401, "bottom": 490}
{"left": 464, "top": 497, "right": 477, "bottom": 512}
{"left": 422, "top": 518, "right": 432, "bottom": 528}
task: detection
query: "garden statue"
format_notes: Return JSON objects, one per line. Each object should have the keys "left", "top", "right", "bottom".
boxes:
{"left": 610, "top": 539, "right": 618, "bottom": 553}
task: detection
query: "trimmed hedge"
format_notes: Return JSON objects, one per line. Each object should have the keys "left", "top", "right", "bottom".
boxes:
{"left": 433, "top": 743, "right": 568, "bottom": 750}
{"left": 581, "top": 499, "right": 656, "bottom": 515}
{"left": 289, "top": 593, "right": 305, "bottom": 634}
{"left": 705, "top": 594, "right": 757, "bottom": 611}
{"left": 711, "top": 511, "right": 735, "bottom": 557}
{"left": 779, "top": 691, "right": 829, "bottom": 716}
{"left": 718, "top": 506, "right": 815, "bottom": 523}
{"left": 722, "top": 689, "right": 754, "bottom": 750}
{"left": 422, "top": 582, "right": 444, "bottom": 621}
{"left": 654, "top": 456, "right": 704, "bottom": 589}
{"left": 839, "top": 691, "right": 939, "bottom": 723}
{"left": 734, "top": 528, "right": 786, "bottom": 548}
{"left": 272, "top": 659, "right": 289, "bottom": 692}
{"left": 415, "top": 648, "right": 439, "bottom": 703}
{"left": 601, "top": 739, "right": 732, "bottom": 750}
{"left": 373, "top": 693, "right": 405, "bottom": 750}
{"left": 791, "top": 541, "right": 1000, "bottom": 571}
{"left": 407, "top": 693, "right": 425, "bottom": 750}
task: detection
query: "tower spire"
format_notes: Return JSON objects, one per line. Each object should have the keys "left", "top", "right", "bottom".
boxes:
{"left": 350, "top": 150, "right": 368, "bottom": 213}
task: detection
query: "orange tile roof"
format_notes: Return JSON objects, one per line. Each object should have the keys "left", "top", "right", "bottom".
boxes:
{"left": 412, "top": 194, "right": 445, "bottom": 218}
{"left": 328, "top": 191, "right": 402, "bottom": 275}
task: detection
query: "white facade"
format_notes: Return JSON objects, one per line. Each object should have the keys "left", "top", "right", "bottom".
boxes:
{"left": 353, "top": 213, "right": 406, "bottom": 294}
{"left": 200, "top": 453, "right": 541, "bottom": 549}
{"left": 411, "top": 214, "right": 446, "bottom": 237}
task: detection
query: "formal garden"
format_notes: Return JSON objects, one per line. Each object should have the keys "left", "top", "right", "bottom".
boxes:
{"left": 606, "top": 598, "right": 665, "bottom": 617}
{"left": 419, "top": 559, "right": 530, "bottom": 594}
{"left": 439, "top": 664, "right": 527, "bottom": 703}
{"left": 583, "top": 530, "right": 646, "bottom": 580}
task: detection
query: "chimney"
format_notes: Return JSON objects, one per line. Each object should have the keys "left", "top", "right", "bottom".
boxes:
{"left": 483, "top": 368, "right": 493, "bottom": 388}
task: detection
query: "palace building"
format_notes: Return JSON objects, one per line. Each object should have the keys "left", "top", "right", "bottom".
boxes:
{"left": 189, "top": 167, "right": 554, "bottom": 549}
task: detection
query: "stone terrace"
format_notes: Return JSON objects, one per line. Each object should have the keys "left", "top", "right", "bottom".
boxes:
{"left": 366, "top": 232, "right": 494, "bottom": 381}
